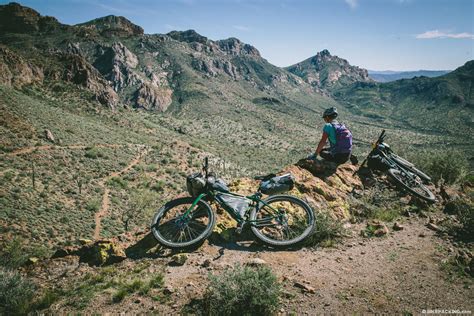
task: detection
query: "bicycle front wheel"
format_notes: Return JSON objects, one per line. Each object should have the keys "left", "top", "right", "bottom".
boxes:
{"left": 151, "top": 197, "right": 215, "bottom": 249}
{"left": 250, "top": 195, "right": 315, "bottom": 247}
{"left": 387, "top": 168, "right": 436, "bottom": 203}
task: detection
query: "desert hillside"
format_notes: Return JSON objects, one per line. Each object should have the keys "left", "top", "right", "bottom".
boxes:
{"left": 0, "top": 2, "right": 473, "bottom": 315}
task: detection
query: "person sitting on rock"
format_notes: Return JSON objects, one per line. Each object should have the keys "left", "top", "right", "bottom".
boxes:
{"left": 312, "top": 107, "right": 357, "bottom": 164}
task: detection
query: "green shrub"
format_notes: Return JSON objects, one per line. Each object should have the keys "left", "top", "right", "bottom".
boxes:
{"left": 0, "top": 238, "right": 27, "bottom": 269}
{"left": 84, "top": 147, "right": 104, "bottom": 159}
{"left": 150, "top": 180, "right": 165, "bottom": 192}
{"left": 349, "top": 186, "right": 403, "bottom": 222}
{"left": 0, "top": 268, "right": 36, "bottom": 315}
{"left": 204, "top": 264, "right": 281, "bottom": 316}
{"left": 444, "top": 198, "right": 474, "bottom": 242}
{"left": 112, "top": 279, "right": 145, "bottom": 303}
{"left": 34, "top": 288, "right": 60, "bottom": 311}
{"left": 107, "top": 176, "right": 128, "bottom": 189}
{"left": 85, "top": 199, "right": 101, "bottom": 213}
{"left": 304, "top": 212, "right": 345, "bottom": 247}
{"left": 406, "top": 150, "right": 469, "bottom": 184}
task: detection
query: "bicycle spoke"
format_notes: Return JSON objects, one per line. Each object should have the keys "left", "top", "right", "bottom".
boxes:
{"left": 254, "top": 199, "right": 312, "bottom": 243}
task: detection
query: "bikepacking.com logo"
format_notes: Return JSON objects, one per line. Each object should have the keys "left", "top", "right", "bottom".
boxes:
{"left": 422, "top": 309, "right": 471, "bottom": 314}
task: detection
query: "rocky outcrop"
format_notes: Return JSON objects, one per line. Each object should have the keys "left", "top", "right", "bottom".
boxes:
{"left": 77, "top": 15, "right": 144, "bottom": 37}
{"left": 52, "top": 239, "right": 126, "bottom": 266}
{"left": 167, "top": 30, "right": 208, "bottom": 44}
{"left": 0, "top": 2, "right": 62, "bottom": 33}
{"left": 134, "top": 82, "right": 173, "bottom": 111}
{"left": 92, "top": 41, "right": 173, "bottom": 111}
{"left": 0, "top": 46, "right": 44, "bottom": 87}
{"left": 216, "top": 38, "right": 260, "bottom": 57}
{"left": 94, "top": 42, "right": 140, "bottom": 91}
{"left": 60, "top": 53, "right": 119, "bottom": 108}
{"left": 286, "top": 49, "right": 371, "bottom": 91}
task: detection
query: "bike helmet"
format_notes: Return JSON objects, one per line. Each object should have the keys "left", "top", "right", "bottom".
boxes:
{"left": 322, "top": 107, "right": 338, "bottom": 118}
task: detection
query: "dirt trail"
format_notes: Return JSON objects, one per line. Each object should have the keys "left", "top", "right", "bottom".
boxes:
{"left": 6, "top": 143, "right": 124, "bottom": 156}
{"left": 39, "top": 215, "right": 473, "bottom": 314}
{"left": 93, "top": 146, "right": 150, "bottom": 240}
{"left": 143, "top": 217, "right": 472, "bottom": 314}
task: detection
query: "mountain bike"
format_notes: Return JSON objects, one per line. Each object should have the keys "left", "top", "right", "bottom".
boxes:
{"left": 151, "top": 158, "right": 316, "bottom": 249}
{"left": 358, "top": 130, "right": 436, "bottom": 203}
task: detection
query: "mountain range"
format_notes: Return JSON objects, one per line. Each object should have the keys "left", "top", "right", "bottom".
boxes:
{"left": 368, "top": 70, "right": 452, "bottom": 83}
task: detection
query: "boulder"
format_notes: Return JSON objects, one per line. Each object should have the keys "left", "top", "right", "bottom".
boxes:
{"left": 393, "top": 222, "right": 404, "bottom": 231}
{"left": 366, "top": 220, "right": 389, "bottom": 237}
{"left": 51, "top": 239, "right": 126, "bottom": 266}
{"left": 169, "top": 254, "right": 188, "bottom": 266}
{"left": 44, "top": 129, "right": 55, "bottom": 143}
{"left": 246, "top": 258, "right": 267, "bottom": 266}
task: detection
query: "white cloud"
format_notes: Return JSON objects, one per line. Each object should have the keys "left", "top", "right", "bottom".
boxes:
{"left": 416, "top": 30, "right": 474, "bottom": 40}
{"left": 233, "top": 25, "right": 251, "bottom": 31}
{"left": 345, "top": 0, "right": 358, "bottom": 9}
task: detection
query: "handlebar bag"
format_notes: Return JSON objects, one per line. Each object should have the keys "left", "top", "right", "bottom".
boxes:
{"left": 186, "top": 172, "right": 206, "bottom": 197}
{"left": 211, "top": 178, "right": 230, "bottom": 193}
{"left": 259, "top": 173, "right": 295, "bottom": 195}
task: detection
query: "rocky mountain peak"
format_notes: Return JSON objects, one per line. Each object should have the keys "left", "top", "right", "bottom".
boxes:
{"left": 167, "top": 30, "right": 208, "bottom": 44}
{"left": 286, "top": 49, "right": 371, "bottom": 91}
{"left": 78, "top": 15, "right": 144, "bottom": 37}
{"left": 216, "top": 37, "right": 260, "bottom": 57}
{"left": 0, "top": 2, "right": 60, "bottom": 33}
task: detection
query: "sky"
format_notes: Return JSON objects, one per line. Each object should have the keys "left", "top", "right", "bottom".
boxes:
{"left": 1, "top": 0, "right": 473, "bottom": 70}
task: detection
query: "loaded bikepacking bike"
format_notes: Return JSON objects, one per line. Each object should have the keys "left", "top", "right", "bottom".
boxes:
{"left": 151, "top": 158, "right": 316, "bottom": 249}
{"left": 359, "top": 130, "right": 436, "bottom": 203}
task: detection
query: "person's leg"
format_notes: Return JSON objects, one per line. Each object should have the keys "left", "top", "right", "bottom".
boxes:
{"left": 319, "top": 148, "right": 335, "bottom": 162}
{"left": 334, "top": 153, "right": 350, "bottom": 164}
{"left": 350, "top": 154, "right": 358, "bottom": 165}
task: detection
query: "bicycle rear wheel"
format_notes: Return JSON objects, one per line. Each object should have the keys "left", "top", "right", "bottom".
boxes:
{"left": 387, "top": 168, "right": 436, "bottom": 203}
{"left": 151, "top": 197, "right": 215, "bottom": 249}
{"left": 250, "top": 195, "right": 315, "bottom": 247}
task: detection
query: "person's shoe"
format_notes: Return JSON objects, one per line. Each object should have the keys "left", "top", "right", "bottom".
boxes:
{"left": 350, "top": 154, "right": 359, "bottom": 165}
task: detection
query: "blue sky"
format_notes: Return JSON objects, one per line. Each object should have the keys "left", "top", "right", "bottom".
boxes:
{"left": 2, "top": 0, "right": 473, "bottom": 70}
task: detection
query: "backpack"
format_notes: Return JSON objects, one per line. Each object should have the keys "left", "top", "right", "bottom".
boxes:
{"left": 331, "top": 122, "right": 353, "bottom": 154}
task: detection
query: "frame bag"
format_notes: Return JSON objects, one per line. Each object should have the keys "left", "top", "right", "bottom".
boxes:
{"left": 215, "top": 193, "right": 250, "bottom": 219}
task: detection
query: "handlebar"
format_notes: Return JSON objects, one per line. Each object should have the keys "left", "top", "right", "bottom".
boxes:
{"left": 377, "top": 129, "right": 386, "bottom": 144}
{"left": 203, "top": 157, "right": 209, "bottom": 177}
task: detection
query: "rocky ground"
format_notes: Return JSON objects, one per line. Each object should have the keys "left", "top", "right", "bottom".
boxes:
{"left": 24, "top": 213, "right": 473, "bottom": 314}
{"left": 18, "top": 159, "right": 473, "bottom": 314}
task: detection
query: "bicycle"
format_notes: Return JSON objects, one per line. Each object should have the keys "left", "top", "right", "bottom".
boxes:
{"left": 358, "top": 130, "right": 436, "bottom": 203}
{"left": 151, "top": 158, "right": 316, "bottom": 249}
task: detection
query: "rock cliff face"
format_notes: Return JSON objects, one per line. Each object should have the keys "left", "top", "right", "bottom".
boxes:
{"left": 0, "top": 46, "right": 44, "bottom": 87}
{"left": 286, "top": 49, "right": 371, "bottom": 91}
{"left": 77, "top": 15, "right": 144, "bottom": 37}
{"left": 0, "top": 2, "right": 62, "bottom": 33}
{"left": 0, "top": 3, "right": 363, "bottom": 113}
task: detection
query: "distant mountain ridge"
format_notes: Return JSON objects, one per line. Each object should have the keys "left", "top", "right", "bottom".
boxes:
{"left": 369, "top": 70, "right": 451, "bottom": 83}
{"left": 0, "top": 1, "right": 472, "bottom": 143}
{"left": 286, "top": 49, "right": 372, "bottom": 92}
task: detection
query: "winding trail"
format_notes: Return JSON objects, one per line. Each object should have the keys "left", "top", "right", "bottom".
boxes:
{"left": 6, "top": 143, "right": 124, "bottom": 156}
{"left": 93, "top": 146, "right": 150, "bottom": 240}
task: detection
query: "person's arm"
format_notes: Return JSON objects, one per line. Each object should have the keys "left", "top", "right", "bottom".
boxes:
{"left": 315, "top": 132, "right": 328, "bottom": 155}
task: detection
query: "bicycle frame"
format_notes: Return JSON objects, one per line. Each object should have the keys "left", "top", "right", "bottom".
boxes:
{"left": 181, "top": 190, "right": 282, "bottom": 226}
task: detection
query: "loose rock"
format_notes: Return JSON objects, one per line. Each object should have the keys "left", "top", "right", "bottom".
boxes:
{"left": 169, "top": 254, "right": 188, "bottom": 266}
